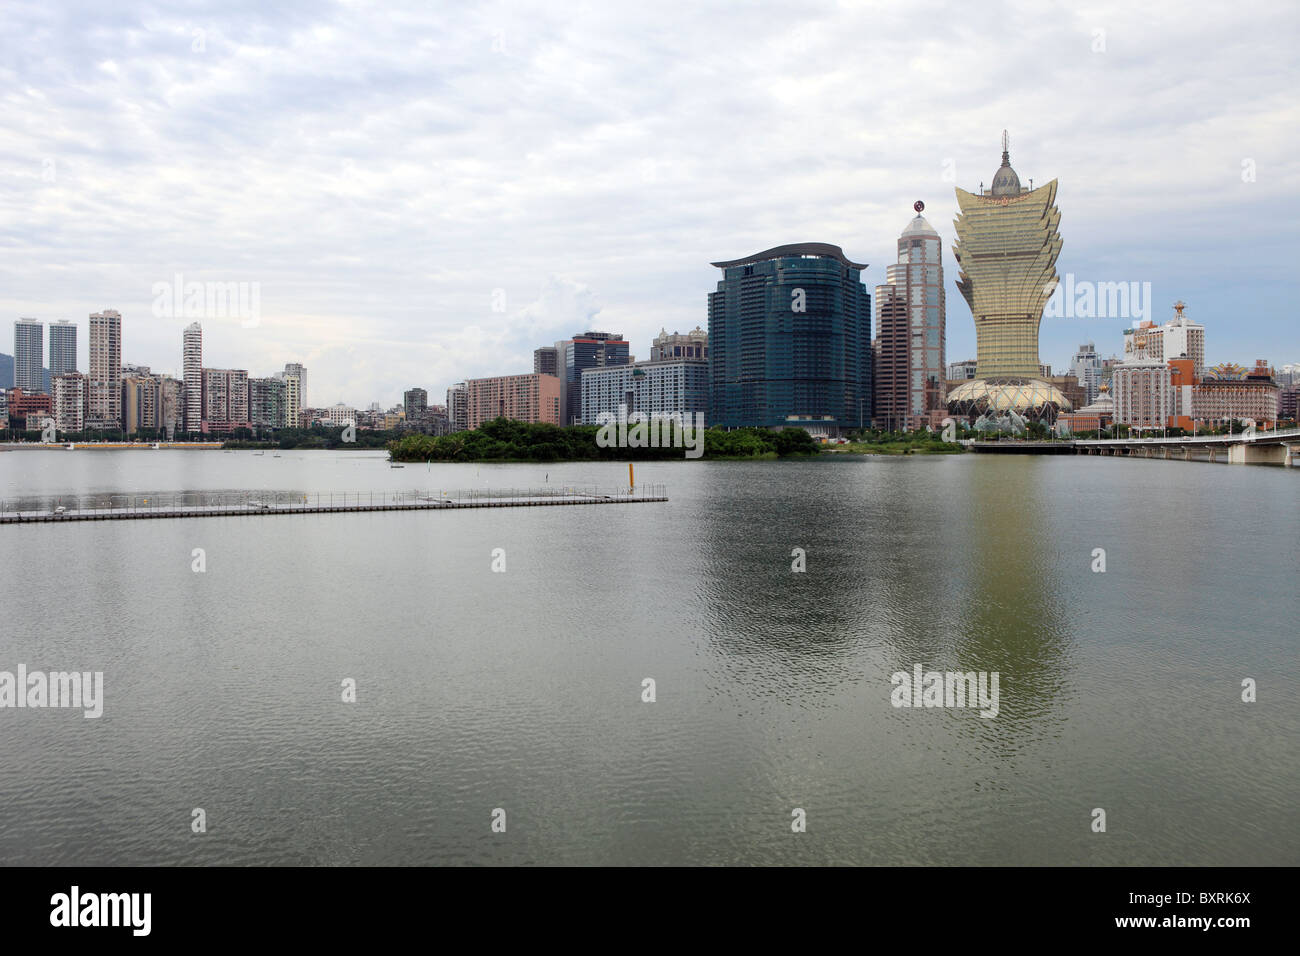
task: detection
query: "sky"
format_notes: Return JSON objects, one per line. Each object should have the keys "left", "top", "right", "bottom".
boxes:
{"left": 1, "top": 0, "right": 1297, "bottom": 408}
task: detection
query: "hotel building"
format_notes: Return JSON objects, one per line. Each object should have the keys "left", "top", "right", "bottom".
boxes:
{"left": 946, "top": 133, "right": 1070, "bottom": 422}
{"left": 709, "top": 242, "right": 872, "bottom": 433}
{"left": 581, "top": 359, "right": 708, "bottom": 425}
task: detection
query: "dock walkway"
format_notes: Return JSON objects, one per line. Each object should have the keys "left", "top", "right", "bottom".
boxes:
{"left": 1, "top": 486, "right": 668, "bottom": 523}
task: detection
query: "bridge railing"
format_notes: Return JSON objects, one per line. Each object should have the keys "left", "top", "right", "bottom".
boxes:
{"left": 1075, "top": 426, "right": 1300, "bottom": 446}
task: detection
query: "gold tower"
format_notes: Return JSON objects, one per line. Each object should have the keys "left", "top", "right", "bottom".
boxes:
{"left": 947, "top": 132, "right": 1071, "bottom": 421}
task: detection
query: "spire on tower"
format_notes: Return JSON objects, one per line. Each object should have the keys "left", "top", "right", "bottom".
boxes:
{"left": 1001, "top": 129, "right": 1010, "bottom": 166}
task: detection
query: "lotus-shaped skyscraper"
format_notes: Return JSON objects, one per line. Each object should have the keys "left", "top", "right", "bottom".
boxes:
{"left": 947, "top": 133, "right": 1072, "bottom": 422}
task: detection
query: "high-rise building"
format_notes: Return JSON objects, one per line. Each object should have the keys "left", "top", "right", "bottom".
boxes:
{"left": 122, "top": 375, "right": 162, "bottom": 434}
{"left": 946, "top": 133, "right": 1070, "bottom": 422}
{"left": 276, "top": 363, "right": 305, "bottom": 428}
{"left": 159, "top": 376, "right": 182, "bottom": 438}
{"left": 183, "top": 322, "right": 203, "bottom": 431}
{"left": 14, "top": 319, "right": 43, "bottom": 394}
{"left": 649, "top": 327, "right": 708, "bottom": 363}
{"left": 1112, "top": 334, "right": 1171, "bottom": 429}
{"left": 404, "top": 387, "right": 428, "bottom": 422}
{"left": 533, "top": 347, "right": 559, "bottom": 377}
{"left": 1122, "top": 301, "right": 1206, "bottom": 380}
{"left": 1069, "top": 342, "right": 1104, "bottom": 406}
{"left": 464, "top": 372, "right": 562, "bottom": 429}
{"left": 874, "top": 203, "right": 946, "bottom": 431}
{"left": 446, "top": 382, "right": 468, "bottom": 432}
{"left": 249, "top": 376, "right": 286, "bottom": 429}
{"left": 52, "top": 372, "right": 87, "bottom": 432}
{"left": 201, "top": 368, "right": 249, "bottom": 432}
{"left": 49, "top": 320, "right": 77, "bottom": 376}
{"left": 709, "top": 242, "right": 872, "bottom": 433}
{"left": 88, "top": 309, "right": 123, "bottom": 428}
{"left": 558, "top": 332, "right": 630, "bottom": 425}
{"left": 581, "top": 359, "right": 709, "bottom": 425}
{"left": 283, "top": 362, "right": 306, "bottom": 408}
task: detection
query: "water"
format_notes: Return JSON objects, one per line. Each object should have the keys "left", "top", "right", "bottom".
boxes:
{"left": 1, "top": 448, "right": 1296, "bottom": 865}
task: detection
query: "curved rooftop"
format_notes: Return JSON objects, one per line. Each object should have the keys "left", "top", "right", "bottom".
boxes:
{"left": 989, "top": 131, "right": 1024, "bottom": 197}
{"left": 711, "top": 242, "right": 867, "bottom": 270}
{"left": 901, "top": 214, "right": 938, "bottom": 237}
{"left": 990, "top": 156, "right": 1022, "bottom": 196}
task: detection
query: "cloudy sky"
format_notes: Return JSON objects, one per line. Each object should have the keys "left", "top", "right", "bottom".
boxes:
{"left": 2, "top": 0, "right": 1296, "bottom": 407}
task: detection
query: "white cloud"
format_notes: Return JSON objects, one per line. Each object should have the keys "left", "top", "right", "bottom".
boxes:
{"left": 0, "top": 0, "right": 1296, "bottom": 404}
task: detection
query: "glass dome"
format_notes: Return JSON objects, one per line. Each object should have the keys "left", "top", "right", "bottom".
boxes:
{"left": 947, "top": 377, "right": 1072, "bottom": 422}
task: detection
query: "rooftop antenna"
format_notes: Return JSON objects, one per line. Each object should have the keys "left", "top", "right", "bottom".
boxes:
{"left": 1001, "top": 129, "right": 1010, "bottom": 165}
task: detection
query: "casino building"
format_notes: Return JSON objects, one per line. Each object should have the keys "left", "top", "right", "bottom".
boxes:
{"left": 946, "top": 132, "right": 1072, "bottom": 423}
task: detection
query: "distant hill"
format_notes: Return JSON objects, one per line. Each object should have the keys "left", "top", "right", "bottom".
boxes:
{"left": 0, "top": 354, "right": 52, "bottom": 392}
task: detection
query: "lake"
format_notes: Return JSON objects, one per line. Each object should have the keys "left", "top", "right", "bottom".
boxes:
{"left": 1, "top": 448, "right": 1296, "bottom": 865}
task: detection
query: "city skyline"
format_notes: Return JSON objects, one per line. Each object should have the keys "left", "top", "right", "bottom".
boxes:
{"left": 1, "top": 1, "right": 1295, "bottom": 407}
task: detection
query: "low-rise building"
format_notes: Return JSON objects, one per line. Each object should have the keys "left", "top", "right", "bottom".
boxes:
{"left": 1193, "top": 361, "right": 1278, "bottom": 427}
{"left": 1059, "top": 382, "right": 1115, "bottom": 433}
{"left": 6, "top": 388, "right": 53, "bottom": 430}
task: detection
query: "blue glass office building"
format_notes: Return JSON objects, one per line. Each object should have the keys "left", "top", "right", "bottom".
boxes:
{"left": 708, "top": 243, "right": 872, "bottom": 431}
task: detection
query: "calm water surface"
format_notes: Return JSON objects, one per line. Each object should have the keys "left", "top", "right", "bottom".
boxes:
{"left": 1, "top": 448, "right": 1296, "bottom": 865}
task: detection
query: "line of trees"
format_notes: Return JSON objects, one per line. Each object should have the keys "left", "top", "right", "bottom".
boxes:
{"left": 387, "top": 418, "right": 821, "bottom": 462}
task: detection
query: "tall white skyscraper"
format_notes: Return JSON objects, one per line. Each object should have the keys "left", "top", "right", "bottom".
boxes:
{"left": 13, "top": 319, "right": 43, "bottom": 393}
{"left": 183, "top": 322, "right": 203, "bottom": 431}
{"left": 49, "top": 320, "right": 77, "bottom": 376}
{"left": 88, "top": 309, "right": 122, "bottom": 428}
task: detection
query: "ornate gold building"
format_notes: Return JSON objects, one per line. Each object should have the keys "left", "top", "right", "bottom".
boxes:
{"left": 947, "top": 133, "right": 1071, "bottom": 422}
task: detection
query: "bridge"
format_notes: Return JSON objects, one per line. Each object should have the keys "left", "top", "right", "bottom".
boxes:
{"left": 967, "top": 426, "right": 1300, "bottom": 465}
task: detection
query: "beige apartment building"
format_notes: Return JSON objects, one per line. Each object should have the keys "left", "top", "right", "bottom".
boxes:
{"left": 465, "top": 372, "right": 562, "bottom": 429}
